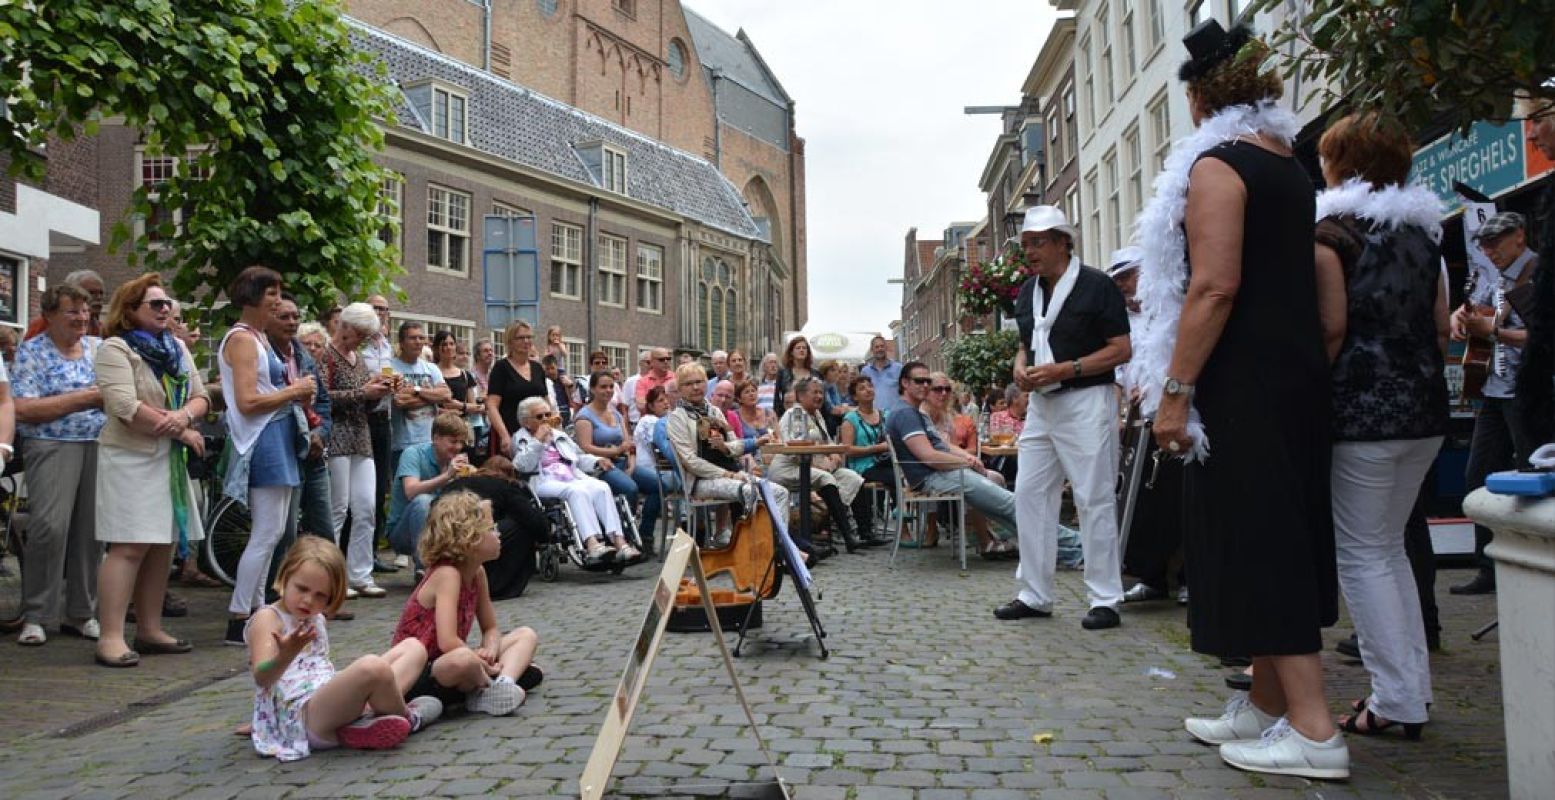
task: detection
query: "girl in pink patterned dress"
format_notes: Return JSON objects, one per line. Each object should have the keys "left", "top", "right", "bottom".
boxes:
{"left": 245, "top": 537, "right": 442, "bottom": 761}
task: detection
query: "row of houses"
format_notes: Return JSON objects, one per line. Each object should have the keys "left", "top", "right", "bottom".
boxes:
{"left": 1, "top": 0, "right": 806, "bottom": 375}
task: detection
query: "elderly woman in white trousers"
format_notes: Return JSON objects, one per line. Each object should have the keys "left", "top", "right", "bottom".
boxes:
{"left": 511, "top": 396, "right": 640, "bottom": 564}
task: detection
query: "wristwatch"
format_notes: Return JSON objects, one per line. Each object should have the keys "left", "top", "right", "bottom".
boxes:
{"left": 1164, "top": 377, "right": 1194, "bottom": 397}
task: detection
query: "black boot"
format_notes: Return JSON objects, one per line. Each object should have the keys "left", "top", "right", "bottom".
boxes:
{"left": 818, "top": 485, "right": 862, "bottom": 553}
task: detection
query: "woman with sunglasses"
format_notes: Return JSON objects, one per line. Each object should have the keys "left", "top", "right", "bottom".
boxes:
{"left": 91, "top": 274, "right": 210, "bottom": 667}
{"left": 921, "top": 372, "right": 1015, "bottom": 558}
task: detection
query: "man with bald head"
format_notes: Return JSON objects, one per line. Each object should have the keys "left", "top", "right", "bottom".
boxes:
{"left": 634, "top": 347, "right": 674, "bottom": 418}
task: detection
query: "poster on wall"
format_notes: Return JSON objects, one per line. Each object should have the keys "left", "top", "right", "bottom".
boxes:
{"left": 0, "top": 255, "right": 20, "bottom": 325}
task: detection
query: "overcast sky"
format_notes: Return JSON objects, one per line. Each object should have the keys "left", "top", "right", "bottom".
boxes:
{"left": 688, "top": 0, "right": 1063, "bottom": 336}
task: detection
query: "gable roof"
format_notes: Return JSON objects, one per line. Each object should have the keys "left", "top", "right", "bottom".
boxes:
{"left": 682, "top": 6, "right": 791, "bottom": 107}
{"left": 349, "top": 19, "right": 764, "bottom": 241}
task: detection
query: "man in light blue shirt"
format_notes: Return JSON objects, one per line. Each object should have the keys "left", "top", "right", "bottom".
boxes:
{"left": 860, "top": 335, "right": 904, "bottom": 415}
{"left": 388, "top": 322, "right": 451, "bottom": 467}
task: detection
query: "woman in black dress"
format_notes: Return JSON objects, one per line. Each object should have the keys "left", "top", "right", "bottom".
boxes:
{"left": 446, "top": 455, "right": 547, "bottom": 599}
{"left": 1150, "top": 22, "right": 1346, "bottom": 779}
{"left": 484, "top": 320, "right": 548, "bottom": 457}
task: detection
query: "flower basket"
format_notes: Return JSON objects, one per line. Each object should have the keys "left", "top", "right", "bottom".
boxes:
{"left": 957, "top": 242, "right": 1029, "bottom": 317}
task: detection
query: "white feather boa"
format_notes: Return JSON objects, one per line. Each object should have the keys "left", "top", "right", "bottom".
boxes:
{"left": 1124, "top": 101, "right": 1301, "bottom": 462}
{"left": 1314, "top": 178, "right": 1444, "bottom": 242}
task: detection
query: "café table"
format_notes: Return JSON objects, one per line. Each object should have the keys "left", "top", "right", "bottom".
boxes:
{"left": 760, "top": 442, "right": 850, "bottom": 550}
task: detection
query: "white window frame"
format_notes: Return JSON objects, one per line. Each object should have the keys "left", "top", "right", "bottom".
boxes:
{"left": 550, "top": 222, "right": 583, "bottom": 299}
{"left": 387, "top": 310, "right": 477, "bottom": 353}
{"left": 1124, "top": 123, "right": 1143, "bottom": 223}
{"left": 561, "top": 337, "right": 588, "bottom": 377}
{"left": 426, "top": 82, "right": 469, "bottom": 145}
{"left": 1149, "top": 91, "right": 1172, "bottom": 174}
{"left": 0, "top": 251, "right": 31, "bottom": 331}
{"left": 1121, "top": 7, "right": 1138, "bottom": 80}
{"left": 1147, "top": 0, "right": 1165, "bottom": 52}
{"left": 1084, "top": 169, "right": 1101, "bottom": 265}
{"left": 426, "top": 184, "right": 471, "bottom": 277}
{"left": 492, "top": 200, "right": 529, "bottom": 217}
{"left": 599, "top": 342, "right": 631, "bottom": 373}
{"left": 602, "top": 145, "right": 628, "bottom": 194}
{"left": 1065, "top": 185, "right": 1081, "bottom": 238}
{"left": 1080, "top": 36, "right": 1095, "bottom": 135}
{"left": 1100, "top": 8, "right": 1115, "bottom": 107}
{"left": 489, "top": 329, "right": 507, "bottom": 359}
{"left": 1104, "top": 148, "right": 1121, "bottom": 254}
{"left": 597, "top": 233, "right": 627, "bottom": 308}
{"left": 133, "top": 146, "right": 211, "bottom": 247}
{"left": 377, "top": 172, "right": 404, "bottom": 259}
{"left": 636, "top": 242, "right": 664, "bottom": 314}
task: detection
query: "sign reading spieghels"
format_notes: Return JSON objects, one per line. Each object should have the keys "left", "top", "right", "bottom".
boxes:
{"left": 1409, "top": 120, "right": 1526, "bottom": 214}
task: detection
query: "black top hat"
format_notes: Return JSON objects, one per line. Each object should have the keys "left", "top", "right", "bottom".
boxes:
{"left": 1178, "top": 19, "right": 1254, "bottom": 82}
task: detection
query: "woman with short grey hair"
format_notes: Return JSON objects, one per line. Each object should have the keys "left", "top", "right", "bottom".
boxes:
{"left": 322, "top": 302, "right": 395, "bottom": 595}
{"left": 770, "top": 376, "right": 867, "bottom": 553}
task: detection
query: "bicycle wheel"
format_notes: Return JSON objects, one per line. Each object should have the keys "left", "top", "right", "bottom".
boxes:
{"left": 0, "top": 524, "right": 23, "bottom": 629}
{"left": 202, "top": 496, "right": 251, "bottom": 587}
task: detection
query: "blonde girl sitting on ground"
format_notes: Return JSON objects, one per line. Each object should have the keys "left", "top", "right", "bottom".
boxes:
{"left": 392, "top": 491, "right": 542, "bottom": 716}
{"left": 245, "top": 536, "right": 441, "bottom": 761}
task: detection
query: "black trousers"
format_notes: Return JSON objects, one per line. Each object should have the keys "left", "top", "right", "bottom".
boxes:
{"left": 1123, "top": 441, "right": 1185, "bottom": 591}
{"left": 368, "top": 411, "right": 392, "bottom": 548}
{"left": 849, "top": 461, "right": 894, "bottom": 533}
{"left": 1464, "top": 396, "right": 1534, "bottom": 570}
{"left": 1403, "top": 482, "right": 1440, "bottom": 639}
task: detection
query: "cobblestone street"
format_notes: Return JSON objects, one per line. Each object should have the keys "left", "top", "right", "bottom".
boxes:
{"left": 0, "top": 546, "right": 1506, "bottom": 799}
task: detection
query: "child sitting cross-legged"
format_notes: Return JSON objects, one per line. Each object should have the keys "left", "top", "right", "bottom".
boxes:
{"left": 245, "top": 536, "right": 442, "bottom": 761}
{"left": 392, "top": 491, "right": 543, "bottom": 716}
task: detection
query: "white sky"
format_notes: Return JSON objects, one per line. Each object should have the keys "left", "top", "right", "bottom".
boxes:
{"left": 688, "top": 0, "right": 1063, "bottom": 336}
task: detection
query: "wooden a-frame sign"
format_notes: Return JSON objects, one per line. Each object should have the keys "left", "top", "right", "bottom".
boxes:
{"left": 579, "top": 530, "right": 790, "bottom": 800}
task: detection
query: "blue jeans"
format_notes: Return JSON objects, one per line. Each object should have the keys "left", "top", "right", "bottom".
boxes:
{"left": 597, "top": 460, "right": 639, "bottom": 503}
{"left": 632, "top": 465, "right": 680, "bottom": 549}
{"left": 921, "top": 468, "right": 1018, "bottom": 533}
{"left": 388, "top": 494, "right": 434, "bottom": 568}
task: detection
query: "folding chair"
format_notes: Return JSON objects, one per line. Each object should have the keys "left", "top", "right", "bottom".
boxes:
{"left": 657, "top": 443, "right": 726, "bottom": 547}
{"left": 887, "top": 445, "right": 968, "bottom": 571}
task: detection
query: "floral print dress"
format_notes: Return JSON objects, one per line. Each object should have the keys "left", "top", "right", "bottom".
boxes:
{"left": 245, "top": 605, "right": 335, "bottom": 762}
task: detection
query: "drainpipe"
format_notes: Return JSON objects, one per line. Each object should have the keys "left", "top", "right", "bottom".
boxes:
{"left": 585, "top": 197, "right": 599, "bottom": 352}
{"left": 786, "top": 100, "right": 800, "bottom": 330}
{"left": 710, "top": 69, "right": 724, "bottom": 168}
{"left": 482, "top": 0, "right": 492, "bottom": 71}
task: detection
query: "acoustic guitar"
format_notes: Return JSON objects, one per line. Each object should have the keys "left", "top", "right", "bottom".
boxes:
{"left": 1460, "top": 269, "right": 1497, "bottom": 401}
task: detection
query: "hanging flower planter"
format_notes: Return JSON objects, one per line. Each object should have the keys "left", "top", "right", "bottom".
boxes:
{"left": 957, "top": 241, "right": 1029, "bottom": 318}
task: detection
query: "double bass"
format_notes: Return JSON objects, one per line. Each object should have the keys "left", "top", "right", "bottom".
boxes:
{"left": 667, "top": 500, "right": 782, "bottom": 632}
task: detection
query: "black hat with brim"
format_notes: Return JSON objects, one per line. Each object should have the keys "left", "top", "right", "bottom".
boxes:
{"left": 1178, "top": 19, "right": 1254, "bottom": 82}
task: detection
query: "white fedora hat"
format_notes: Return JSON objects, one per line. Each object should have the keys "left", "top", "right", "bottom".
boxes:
{"left": 1107, "top": 246, "right": 1143, "bottom": 278}
{"left": 1019, "top": 205, "right": 1078, "bottom": 241}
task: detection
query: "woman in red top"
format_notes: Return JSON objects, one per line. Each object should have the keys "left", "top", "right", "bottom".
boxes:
{"left": 392, "top": 492, "right": 541, "bottom": 716}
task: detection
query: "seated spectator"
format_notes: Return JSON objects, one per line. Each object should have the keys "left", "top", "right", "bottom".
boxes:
{"left": 886, "top": 362, "right": 1019, "bottom": 550}
{"left": 446, "top": 456, "right": 548, "bottom": 600}
{"left": 988, "top": 385, "right": 1027, "bottom": 438}
{"left": 840, "top": 375, "right": 893, "bottom": 536}
{"left": 771, "top": 377, "right": 877, "bottom": 553}
{"left": 921, "top": 372, "right": 1014, "bottom": 557}
{"left": 511, "top": 396, "right": 639, "bottom": 564}
{"left": 630, "top": 386, "right": 680, "bottom": 554}
{"left": 573, "top": 371, "right": 640, "bottom": 504}
{"left": 386, "top": 412, "right": 472, "bottom": 572}
{"left": 665, "top": 363, "right": 795, "bottom": 554}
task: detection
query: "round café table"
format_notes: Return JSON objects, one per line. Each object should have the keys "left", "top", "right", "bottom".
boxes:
{"left": 760, "top": 442, "right": 850, "bottom": 548}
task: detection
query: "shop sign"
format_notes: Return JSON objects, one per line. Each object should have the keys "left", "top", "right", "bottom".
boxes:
{"left": 1411, "top": 119, "right": 1555, "bottom": 214}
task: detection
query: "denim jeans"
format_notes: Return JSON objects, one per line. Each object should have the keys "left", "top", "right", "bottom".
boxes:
{"left": 597, "top": 460, "right": 639, "bottom": 503}
{"left": 920, "top": 468, "right": 1018, "bottom": 532}
{"left": 632, "top": 465, "right": 680, "bottom": 549}
{"left": 388, "top": 494, "right": 434, "bottom": 567}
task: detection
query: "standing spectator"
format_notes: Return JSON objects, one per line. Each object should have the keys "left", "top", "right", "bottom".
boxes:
{"left": 93, "top": 274, "right": 210, "bottom": 667}
{"left": 387, "top": 322, "right": 451, "bottom": 472}
{"left": 322, "top": 303, "right": 395, "bottom": 598}
{"left": 1148, "top": 21, "right": 1346, "bottom": 778}
{"left": 1313, "top": 113, "right": 1448, "bottom": 740}
{"left": 432, "top": 331, "right": 485, "bottom": 459}
{"left": 454, "top": 340, "right": 472, "bottom": 371}
{"left": 620, "top": 351, "right": 651, "bottom": 425}
{"left": 860, "top": 335, "right": 904, "bottom": 415}
{"left": 167, "top": 299, "right": 218, "bottom": 589}
{"left": 24, "top": 270, "right": 105, "bottom": 341}
{"left": 269, "top": 294, "right": 334, "bottom": 550}
{"left": 362, "top": 295, "right": 398, "bottom": 572}
{"left": 726, "top": 350, "right": 752, "bottom": 387}
{"left": 13, "top": 285, "right": 105, "bottom": 646}
{"left": 298, "top": 323, "right": 329, "bottom": 365}
{"left": 631, "top": 348, "right": 675, "bottom": 417}
{"left": 756, "top": 353, "right": 781, "bottom": 413}
{"left": 574, "top": 371, "right": 640, "bottom": 502}
{"left": 774, "top": 336, "right": 815, "bottom": 417}
{"left": 542, "top": 325, "right": 568, "bottom": 369}
{"left": 540, "top": 355, "right": 577, "bottom": 426}
{"left": 704, "top": 350, "right": 729, "bottom": 399}
{"left": 219, "top": 266, "right": 316, "bottom": 646}
{"left": 321, "top": 306, "right": 342, "bottom": 338}
{"left": 1002, "top": 206, "right": 1131, "bottom": 630}
{"left": 471, "top": 340, "right": 496, "bottom": 393}
{"left": 484, "top": 320, "right": 547, "bottom": 458}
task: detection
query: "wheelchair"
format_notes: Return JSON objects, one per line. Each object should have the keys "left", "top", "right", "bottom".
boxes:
{"left": 532, "top": 478, "right": 648, "bottom": 582}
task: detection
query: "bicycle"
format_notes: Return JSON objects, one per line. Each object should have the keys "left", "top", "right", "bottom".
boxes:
{"left": 193, "top": 433, "right": 254, "bottom": 588}
{"left": 0, "top": 460, "right": 29, "bottom": 629}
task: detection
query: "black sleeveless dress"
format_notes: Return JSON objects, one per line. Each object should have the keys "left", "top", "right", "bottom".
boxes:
{"left": 1182, "top": 141, "right": 1337, "bottom": 657}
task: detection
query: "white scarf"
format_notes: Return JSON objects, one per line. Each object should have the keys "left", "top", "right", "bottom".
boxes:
{"left": 1031, "top": 254, "right": 1082, "bottom": 395}
{"left": 1124, "top": 100, "right": 1300, "bottom": 462}
{"left": 1314, "top": 178, "right": 1444, "bottom": 241}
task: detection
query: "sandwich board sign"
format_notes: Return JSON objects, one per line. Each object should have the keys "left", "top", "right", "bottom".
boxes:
{"left": 579, "top": 531, "right": 789, "bottom": 800}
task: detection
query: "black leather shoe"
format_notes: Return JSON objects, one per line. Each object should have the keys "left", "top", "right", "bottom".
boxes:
{"left": 1449, "top": 571, "right": 1496, "bottom": 595}
{"left": 1336, "top": 633, "right": 1362, "bottom": 660}
{"left": 859, "top": 534, "right": 890, "bottom": 548}
{"left": 1080, "top": 606, "right": 1121, "bottom": 630}
{"left": 373, "top": 559, "right": 401, "bottom": 574}
{"left": 993, "top": 599, "right": 1051, "bottom": 621}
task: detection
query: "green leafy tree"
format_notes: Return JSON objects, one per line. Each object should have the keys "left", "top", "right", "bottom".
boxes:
{"left": 1260, "top": 0, "right": 1555, "bottom": 130}
{"left": 944, "top": 330, "right": 1020, "bottom": 393}
{"left": 0, "top": 0, "right": 402, "bottom": 319}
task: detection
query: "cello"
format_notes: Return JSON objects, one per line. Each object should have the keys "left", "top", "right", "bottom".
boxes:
{"left": 667, "top": 500, "right": 782, "bottom": 632}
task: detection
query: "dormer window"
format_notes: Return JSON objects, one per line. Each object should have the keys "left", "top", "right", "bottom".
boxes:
{"left": 574, "top": 140, "right": 629, "bottom": 194}
{"left": 405, "top": 80, "right": 469, "bottom": 144}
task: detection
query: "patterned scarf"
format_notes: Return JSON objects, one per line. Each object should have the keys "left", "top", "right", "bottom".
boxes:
{"left": 121, "top": 329, "right": 192, "bottom": 540}
{"left": 679, "top": 397, "right": 740, "bottom": 471}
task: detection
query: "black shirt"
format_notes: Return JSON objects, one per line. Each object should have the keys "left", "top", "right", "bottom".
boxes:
{"left": 1014, "top": 264, "right": 1131, "bottom": 390}
{"left": 487, "top": 358, "right": 547, "bottom": 435}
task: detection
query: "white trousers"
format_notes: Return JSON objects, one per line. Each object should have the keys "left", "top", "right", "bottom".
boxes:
{"left": 532, "top": 474, "right": 621, "bottom": 541}
{"left": 230, "top": 485, "right": 293, "bottom": 616}
{"left": 1014, "top": 384, "right": 1124, "bottom": 611}
{"left": 1332, "top": 436, "right": 1441, "bottom": 723}
{"left": 328, "top": 454, "right": 377, "bottom": 588}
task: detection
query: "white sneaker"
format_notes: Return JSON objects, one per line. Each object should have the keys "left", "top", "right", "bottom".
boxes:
{"left": 345, "top": 586, "right": 360, "bottom": 600}
{"left": 1177, "top": 586, "right": 1190, "bottom": 606}
{"left": 406, "top": 695, "right": 444, "bottom": 733}
{"left": 466, "top": 679, "right": 525, "bottom": 716}
{"left": 17, "top": 622, "right": 46, "bottom": 646}
{"left": 710, "top": 528, "right": 733, "bottom": 549}
{"left": 1219, "top": 717, "right": 1350, "bottom": 780}
{"left": 1185, "top": 691, "right": 1279, "bottom": 745}
{"left": 393, "top": 554, "right": 411, "bottom": 569}
{"left": 352, "top": 583, "right": 387, "bottom": 598}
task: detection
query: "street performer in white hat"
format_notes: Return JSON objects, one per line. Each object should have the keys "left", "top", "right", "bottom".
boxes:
{"left": 994, "top": 206, "right": 1131, "bottom": 630}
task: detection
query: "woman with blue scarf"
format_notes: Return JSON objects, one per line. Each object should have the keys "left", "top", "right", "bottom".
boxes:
{"left": 93, "top": 274, "right": 209, "bottom": 668}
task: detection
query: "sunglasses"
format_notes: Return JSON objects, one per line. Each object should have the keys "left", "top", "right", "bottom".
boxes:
{"left": 371, "top": 305, "right": 390, "bottom": 313}
{"left": 142, "top": 298, "right": 174, "bottom": 312}
{"left": 930, "top": 386, "right": 953, "bottom": 393}
{"left": 909, "top": 377, "right": 932, "bottom": 386}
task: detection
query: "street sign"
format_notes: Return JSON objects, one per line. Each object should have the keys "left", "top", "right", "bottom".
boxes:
{"left": 1410, "top": 120, "right": 1542, "bottom": 214}
{"left": 483, "top": 214, "right": 540, "bottom": 329}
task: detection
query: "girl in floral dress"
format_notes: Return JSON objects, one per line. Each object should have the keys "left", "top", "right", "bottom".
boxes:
{"left": 245, "top": 536, "right": 441, "bottom": 761}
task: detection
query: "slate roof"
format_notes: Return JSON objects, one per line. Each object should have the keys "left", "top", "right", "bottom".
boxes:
{"left": 348, "top": 20, "right": 764, "bottom": 241}
{"left": 682, "top": 7, "right": 790, "bottom": 107}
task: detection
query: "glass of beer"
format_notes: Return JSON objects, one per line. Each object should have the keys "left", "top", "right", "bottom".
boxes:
{"left": 988, "top": 416, "right": 1016, "bottom": 447}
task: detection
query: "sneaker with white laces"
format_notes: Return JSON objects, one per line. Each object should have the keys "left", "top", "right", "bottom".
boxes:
{"left": 335, "top": 714, "right": 411, "bottom": 750}
{"left": 17, "top": 622, "right": 46, "bottom": 646}
{"left": 466, "top": 678, "right": 525, "bottom": 716}
{"left": 406, "top": 695, "right": 444, "bottom": 733}
{"left": 352, "top": 582, "right": 388, "bottom": 598}
{"left": 1185, "top": 691, "right": 1280, "bottom": 745}
{"left": 1219, "top": 717, "right": 1350, "bottom": 780}
{"left": 393, "top": 554, "right": 412, "bottom": 569}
